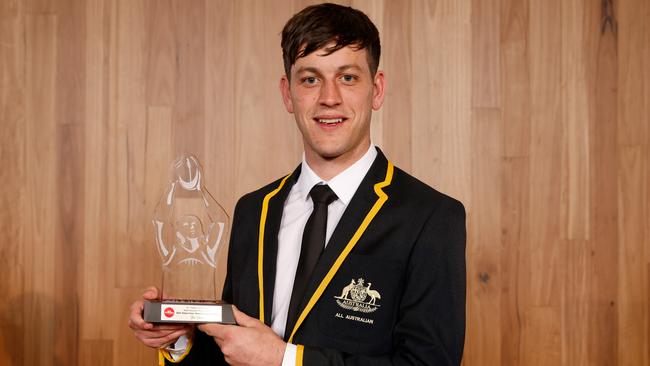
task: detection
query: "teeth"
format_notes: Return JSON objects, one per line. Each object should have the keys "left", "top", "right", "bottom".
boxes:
{"left": 318, "top": 118, "right": 343, "bottom": 124}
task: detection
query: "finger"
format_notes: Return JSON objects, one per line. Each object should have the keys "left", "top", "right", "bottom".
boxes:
{"left": 134, "top": 328, "right": 178, "bottom": 340}
{"left": 142, "top": 286, "right": 160, "bottom": 300}
{"left": 148, "top": 324, "right": 188, "bottom": 331}
{"left": 232, "top": 306, "right": 259, "bottom": 328}
{"left": 128, "top": 300, "right": 153, "bottom": 331}
{"left": 197, "top": 323, "right": 229, "bottom": 340}
{"left": 138, "top": 326, "right": 190, "bottom": 346}
{"left": 140, "top": 328, "right": 188, "bottom": 349}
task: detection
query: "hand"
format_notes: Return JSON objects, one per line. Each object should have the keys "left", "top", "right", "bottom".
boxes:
{"left": 198, "top": 306, "right": 286, "bottom": 366}
{"left": 128, "top": 286, "right": 194, "bottom": 349}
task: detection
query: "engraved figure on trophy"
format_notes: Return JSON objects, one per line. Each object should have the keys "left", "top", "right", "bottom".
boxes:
{"left": 144, "top": 154, "right": 235, "bottom": 324}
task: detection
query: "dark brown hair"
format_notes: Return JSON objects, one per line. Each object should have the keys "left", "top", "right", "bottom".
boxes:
{"left": 281, "top": 3, "right": 381, "bottom": 78}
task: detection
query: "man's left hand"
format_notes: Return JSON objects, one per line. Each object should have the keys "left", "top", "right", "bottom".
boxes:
{"left": 198, "top": 307, "right": 286, "bottom": 366}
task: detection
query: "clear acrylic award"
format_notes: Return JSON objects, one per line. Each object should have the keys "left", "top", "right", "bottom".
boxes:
{"left": 143, "top": 154, "right": 235, "bottom": 324}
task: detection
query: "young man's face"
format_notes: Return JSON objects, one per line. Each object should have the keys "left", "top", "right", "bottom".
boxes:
{"left": 280, "top": 45, "right": 385, "bottom": 165}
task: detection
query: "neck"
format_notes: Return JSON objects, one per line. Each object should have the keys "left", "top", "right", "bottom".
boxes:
{"left": 305, "top": 142, "right": 371, "bottom": 181}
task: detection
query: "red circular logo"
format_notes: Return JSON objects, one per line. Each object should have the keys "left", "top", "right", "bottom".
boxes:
{"left": 163, "top": 307, "right": 175, "bottom": 318}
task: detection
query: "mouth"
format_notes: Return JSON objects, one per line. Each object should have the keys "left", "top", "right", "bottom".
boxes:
{"left": 314, "top": 117, "right": 347, "bottom": 126}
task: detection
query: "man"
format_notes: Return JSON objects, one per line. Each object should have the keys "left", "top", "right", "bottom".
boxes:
{"left": 129, "top": 3, "right": 466, "bottom": 365}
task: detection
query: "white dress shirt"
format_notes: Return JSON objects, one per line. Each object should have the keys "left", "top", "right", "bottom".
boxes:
{"left": 275, "top": 145, "right": 377, "bottom": 365}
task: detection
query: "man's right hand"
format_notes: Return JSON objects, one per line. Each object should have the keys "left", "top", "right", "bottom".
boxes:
{"left": 128, "top": 286, "right": 194, "bottom": 348}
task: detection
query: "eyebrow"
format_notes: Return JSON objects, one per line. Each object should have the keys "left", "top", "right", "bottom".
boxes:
{"left": 294, "top": 64, "right": 363, "bottom": 75}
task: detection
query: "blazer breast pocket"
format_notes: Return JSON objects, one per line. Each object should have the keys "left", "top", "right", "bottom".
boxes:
{"left": 315, "top": 254, "right": 403, "bottom": 348}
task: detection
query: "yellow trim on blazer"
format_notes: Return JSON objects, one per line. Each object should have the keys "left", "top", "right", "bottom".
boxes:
{"left": 258, "top": 173, "right": 293, "bottom": 322}
{"left": 158, "top": 337, "right": 193, "bottom": 364}
{"left": 287, "top": 162, "right": 394, "bottom": 343}
{"left": 296, "top": 344, "right": 305, "bottom": 365}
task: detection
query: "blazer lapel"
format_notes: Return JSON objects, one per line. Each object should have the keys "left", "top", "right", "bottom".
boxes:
{"left": 259, "top": 165, "right": 300, "bottom": 325}
{"left": 287, "top": 149, "right": 393, "bottom": 340}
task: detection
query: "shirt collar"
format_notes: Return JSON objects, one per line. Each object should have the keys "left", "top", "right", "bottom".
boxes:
{"left": 296, "top": 144, "right": 377, "bottom": 205}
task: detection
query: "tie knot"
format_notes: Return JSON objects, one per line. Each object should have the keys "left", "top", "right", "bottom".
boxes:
{"left": 309, "top": 184, "right": 338, "bottom": 205}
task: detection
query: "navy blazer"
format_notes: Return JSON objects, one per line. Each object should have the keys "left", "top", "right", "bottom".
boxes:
{"left": 167, "top": 148, "right": 466, "bottom": 365}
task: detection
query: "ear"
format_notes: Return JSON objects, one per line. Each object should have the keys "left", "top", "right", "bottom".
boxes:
{"left": 371, "top": 71, "right": 386, "bottom": 110}
{"left": 279, "top": 76, "right": 294, "bottom": 113}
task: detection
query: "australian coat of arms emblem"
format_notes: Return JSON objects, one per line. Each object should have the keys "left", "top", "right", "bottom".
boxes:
{"left": 335, "top": 278, "right": 381, "bottom": 313}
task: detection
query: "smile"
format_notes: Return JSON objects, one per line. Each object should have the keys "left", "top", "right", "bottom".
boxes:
{"left": 315, "top": 117, "right": 346, "bottom": 125}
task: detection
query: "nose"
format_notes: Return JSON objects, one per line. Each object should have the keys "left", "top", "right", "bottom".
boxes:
{"left": 318, "top": 79, "right": 342, "bottom": 107}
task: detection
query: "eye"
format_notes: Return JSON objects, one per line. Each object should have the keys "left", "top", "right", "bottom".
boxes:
{"left": 301, "top": 76, "right": 319, "bottom": 86}
{"left": 340, "top": 74, "right": 359, "bottom": 84}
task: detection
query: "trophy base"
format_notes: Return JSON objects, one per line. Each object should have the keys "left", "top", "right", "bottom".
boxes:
{"left": 143, "top": 300, "right": 236, "bottom": 324}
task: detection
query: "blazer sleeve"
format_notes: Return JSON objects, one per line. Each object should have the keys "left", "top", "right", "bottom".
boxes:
{"left": 300, "top": 199, "right": 466, "bottom": 366}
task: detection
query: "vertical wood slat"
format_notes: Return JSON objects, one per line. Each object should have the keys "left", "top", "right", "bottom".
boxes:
{"left": 0, "top": 1, "right": 25, "bottom": 365}
{"left": 466, "top": 2, "right": 501, "bottom": 364}
{"left": 1, "top": 1, "right": 650, "bottom": 365}
{"left": 560, "top": 1, "right": 599, "bottom": 365}
{"left": 82, "top": 0, "right": 113, "bottom": 341}
{"left": 617, "top": 0, "right": 648, "bottom": 365}
{"left": 498, "top": 1, "right": 530, "bottom": 362}
{"left": 23, "top": 13, "right": 58, "bottom": 366}
{"left": 589, "top": 0, "right": 619, "bottom": 362}
{"left": 524, "top": 0, "right": 563, "bottom": 364}
{"left": 53, "top": 1, "right": 86, "bottom": 364}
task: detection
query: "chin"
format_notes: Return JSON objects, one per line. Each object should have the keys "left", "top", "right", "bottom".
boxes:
{"left": 313, "top": 146, "right": 346, "bottom": 160}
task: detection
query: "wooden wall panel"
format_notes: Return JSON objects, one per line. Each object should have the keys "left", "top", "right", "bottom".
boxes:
{"left": 1, "top": 1, "right": 649, "bottom": 365}
{"left": 23, "top": 13, "right": 58, "bottom": 366}
{"left": 589, "top": 0, "right": 620, "bottom": 364}
{"left": 617, "top": 1, "right": 648, "bottom": 365}
{"left": 0, "top": 1, "right": 25, "bottom": 364}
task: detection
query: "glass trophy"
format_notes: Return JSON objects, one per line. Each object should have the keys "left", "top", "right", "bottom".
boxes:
{"left": 143, "top": 154, "right": 235, "bottom": 324}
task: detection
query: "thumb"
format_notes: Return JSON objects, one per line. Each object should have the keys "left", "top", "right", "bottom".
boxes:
{"left": 142, "top": 286, "right": 160, "bottom": 300}
{"left": 232, "top": 306, "right": 259, "bottom": 327}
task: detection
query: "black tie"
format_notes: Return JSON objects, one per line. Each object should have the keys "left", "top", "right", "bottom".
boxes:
{"left": 285, "top": 184, "right": 338, "bottom": 337}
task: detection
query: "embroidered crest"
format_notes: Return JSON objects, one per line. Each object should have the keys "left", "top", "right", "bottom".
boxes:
{"left": 335, "top": 278, "right": 381, "bottom": 313}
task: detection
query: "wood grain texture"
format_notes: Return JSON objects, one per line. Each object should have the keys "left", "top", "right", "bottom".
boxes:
{"left": 1, "top": 0, "right": 648, "bottom": 365}
{"left": 0, "top": 1, "right": 25, "bottom": 364}
{"left": 23, "top": 13, "right": 58, "bottom": 366}
{"left": 616, "top": 1, "right": 648, "bottom": 365}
